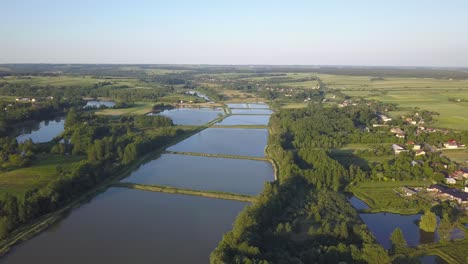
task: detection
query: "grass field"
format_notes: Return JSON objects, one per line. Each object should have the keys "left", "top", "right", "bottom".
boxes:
{"left": 94, "top": 102, "right": 154, "bottom": 115}
{"left": 318, "top": 74, "right": 468, "bottom": 130}
{"left": 349, "top": 181, "right": 431, "bottom": 214}
{"left": 0, "top": 155, "right": 84, "bottom": 197}
{"left": 441, "top": 149, "right": 468, "bottom": 163}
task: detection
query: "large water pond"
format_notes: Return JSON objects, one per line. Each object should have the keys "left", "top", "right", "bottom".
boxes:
{"left": 84, "top": 100, "right": 116, "bottom": 108}
{"left": 122, "top": 154, "right": 273, "bottom": 195}
{"left": 167, "top": 128, "right": 268, "bottom": 157}
{"left": 230, "top": 109, "right": 272, "bottom": 115}
{"left": 15, "top": 117, "right": 65, "bottom": 143}
{"left": 227, "top": 103, "right": 269, "bottom": 109}
{"left": 0, "top": 188, "right": 247, "bottom": 264}
{"left": 217, "top": 115, "right": 270, "bottom": 126}
{"left": 155, "top": 108, "right": 224, "bottom": 125}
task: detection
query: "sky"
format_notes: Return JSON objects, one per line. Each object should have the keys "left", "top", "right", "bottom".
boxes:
{"left": 1, "top": 0, "right": 468, "bottom": 67}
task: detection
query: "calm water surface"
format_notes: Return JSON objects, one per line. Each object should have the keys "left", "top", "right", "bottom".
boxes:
{"left": 419, "top": 255, "right": 448, "bottom": 264}
{"left": 123, "top": 154, "right": 273, "bottom": 195}
{"left": 156, "top": 108, "right": 223, "bottom": 125}
{"left": 217, "top": 115, "right": 270, "bottom": 126}
{"left": 230, "top": 109, "right": 272, "bottom": 115}
{"left": 167, "top": 128, "right": 268, "bottom": 157}
{"left": 85, "top": 100, "right": 116, "bottom": 108}
{"left": 348, "top": 196, "right": 370, "bottom": 210}
{"left": 0, "top": 188, "right": 247, "bottom": 264}
{"left": 16, "top": 117, "right": 65, "bottom": 143}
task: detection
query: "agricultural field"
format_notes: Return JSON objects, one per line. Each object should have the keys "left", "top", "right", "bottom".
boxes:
{"left": 0, "top": 155, "right": 84, "bottom": 197}
{"left": 318, "top": 74, "right": 468, "bottom": 130}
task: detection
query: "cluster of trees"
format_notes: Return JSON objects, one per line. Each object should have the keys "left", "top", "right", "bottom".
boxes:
{"left": 0, "top": 138, "right": 35, "bottom": 170}
{"left": 0, "top": 99, "right": 71, "bottom": 135}
{"left": 211, "top": 177, "right": 389, "bottom": 263}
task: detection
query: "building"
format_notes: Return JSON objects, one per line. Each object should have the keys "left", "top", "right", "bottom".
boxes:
{"left": 444, "top": 139, "right": 458, "bottom": 149}
{"left": 396, "top": 133, "right": 406, "bottom": 139}
{"left": 379, "top": 114, "right": 392, "bottom": 122}
{"left": 392, "top": 144, "right": 407, "bottom": 155}
{"left": 390, "top": 127, "right": 404, "bottom": 134}
{"left": 413, "top": 144, "right": 421, "bottom": 150}
{"left": 400, "top": 186, "right": 417, "bottom": 196}
{"left": 415, "top": 150, "right": 426, "bottom": 156}
{"left": 430, "top": 185, "right": 468, "bottom": 205}
{"left": 445, "top": 177, "right": 457, "bottom": 184}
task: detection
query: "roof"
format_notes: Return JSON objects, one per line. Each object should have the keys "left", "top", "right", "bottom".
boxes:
{"left": 431, "top": 185, "right": 468, "bottom": 201}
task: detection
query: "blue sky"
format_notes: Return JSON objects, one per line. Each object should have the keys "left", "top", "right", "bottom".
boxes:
{"left": 1, "top": 0, "right": 468, "bottom": 66}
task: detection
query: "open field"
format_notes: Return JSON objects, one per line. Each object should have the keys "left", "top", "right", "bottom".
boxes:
{"left": 348, "top": 181, "right": 431, "bottom": 214}
{"left": 441, "top": 149, "right": 468, "bottom": 163}
{"left": 318, "top": 74, "right": 468, "bottom": 130}
{"left": 94, "top": 102, "right": 154, "bottom": 115}
{"left": 0, "top": 155, "right": 84, "bottom": 197}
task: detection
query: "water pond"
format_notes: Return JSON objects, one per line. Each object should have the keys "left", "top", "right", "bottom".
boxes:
{"left": 84, "top": 100, "right": 116, "bottom": 108}
{"left": 15, "top": 117, "right": 65, "bottom": 143}
{"left": 167, "top": 128, "right": 268, "bottom": 157}
{"left": 122, "top": 154, "right": 274, "bottom": 195}
{"left": 0, "top": 188, "right": 247, "bottom": 264}
{"left": 155, "top": 108, "right": 224, "bottom": 125}
{"left": 217, "top": 115, "right": 270, "bottom": 126}
{"left": 230, "top": 109, "right": 272, "bottom": 115}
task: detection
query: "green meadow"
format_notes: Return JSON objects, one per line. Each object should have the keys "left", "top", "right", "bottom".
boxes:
{"left": 0, "top": 155, "right": 84, "bottom": 197}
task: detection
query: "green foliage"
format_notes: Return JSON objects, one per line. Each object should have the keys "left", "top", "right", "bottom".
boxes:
{"left": 419, "top": 210, "right": 438, "bottom": 233}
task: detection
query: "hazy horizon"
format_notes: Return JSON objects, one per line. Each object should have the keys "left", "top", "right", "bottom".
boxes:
{"left": 2, "top": 0, "right": 468, "bottom": 67}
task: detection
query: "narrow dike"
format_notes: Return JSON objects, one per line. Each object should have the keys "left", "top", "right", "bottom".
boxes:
{"left": 113, "top": 182, "right": 256, "bottom": 202}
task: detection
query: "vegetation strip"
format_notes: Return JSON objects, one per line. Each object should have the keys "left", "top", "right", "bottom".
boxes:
{"left": 164, "top": 150, "right": 270, "bottom": 162}
{"left": 113, "top": 182, "right": 256, "bottom": 202}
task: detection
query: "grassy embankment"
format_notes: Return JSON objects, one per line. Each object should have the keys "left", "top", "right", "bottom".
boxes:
{"left": 113, "top": 182, "right": 255, "bottom": 202}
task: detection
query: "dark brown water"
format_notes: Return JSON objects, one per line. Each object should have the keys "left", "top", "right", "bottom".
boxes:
{"left": 0, "top": 188, "right": 247, "bottom": 264}
{"left": 122, "top": 154, "right": 274, "bottom": 195}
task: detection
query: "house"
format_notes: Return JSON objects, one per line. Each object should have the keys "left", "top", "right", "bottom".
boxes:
{"left": 464, "top": 187, "right": 468, "bottom": 193}
{"left": 413, "top": 144, "right": 422, "bottom": 150}
{"left": 379, "top": 114, "right": 392, "bottom": 122}
{"left": 444, "top": 139, "right": 458, "bottom": 149}
{"left": 430, "top": 185, "right": 468, "bottom": 204}
{"left": 445, "top": 177, "right": 457, "bottom": 184}
{"left": 400, "top": 186, "right": 416, "bottom": 196}
{"left": 415, "top": 150, "right": 426, "bottom": 156}
{"left": 450, "top": 170, "right": 465, "bottom": 181}
{"left": 392, "top": 144, "right": 407, "bottom": 155}
{"left": 396, "top": 133, "right": 406, "bottom": 139}
{"left": 390, "top": 127, "right": 404, "bottom": 134}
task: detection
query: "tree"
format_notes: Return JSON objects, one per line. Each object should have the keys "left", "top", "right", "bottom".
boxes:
{"left": 64, "top": 108, "right": 79, "bottom": 128}
{"left": 419, "top": 211, "right": 437, "bottom": 232}
{"left": 390, "top": 227, "right": 407, "bottom": 253}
